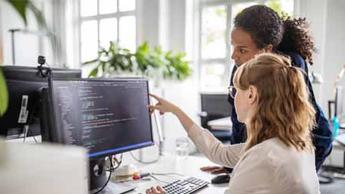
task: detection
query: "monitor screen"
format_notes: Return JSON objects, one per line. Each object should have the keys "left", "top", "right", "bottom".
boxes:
{"left": 46, "top": 78, "right": 154, "bottom": 158}
{"left": 0, "top": 66, "right": 81, "bottom": 138}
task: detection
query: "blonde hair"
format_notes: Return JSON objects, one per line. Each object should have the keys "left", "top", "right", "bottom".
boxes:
{"left": 233, "top": 53, "right": 315, "bottom": 152}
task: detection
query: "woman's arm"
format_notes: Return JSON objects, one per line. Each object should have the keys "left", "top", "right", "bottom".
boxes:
{"left": 149, "top": 94, "right": 243, "bottom": 167}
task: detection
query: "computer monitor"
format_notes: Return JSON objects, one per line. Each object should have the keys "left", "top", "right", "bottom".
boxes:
{"left": 42, "top": 78, "right": 154, "bottom": 191}
{"left": 200, "top": 93, "right": 231, "bottom": 128}
{"left": 0, "top": 66, "right": 81, "bottom": 139}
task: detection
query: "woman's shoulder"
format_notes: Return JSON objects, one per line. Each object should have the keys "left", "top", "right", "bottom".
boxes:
{"left": 242, "top": 138, "right": 286, "bottom": 163}
{"left": 246, "top": 137, "right": 284, "bottom": 152}
{"left": 245, "top": 138, "right": 314, "bottom": 165}
{"left": 237, "top": 139, "right": 319, "bottom": 193}
{"left": 283, "top": 51, "right": 307, "bottom": 69}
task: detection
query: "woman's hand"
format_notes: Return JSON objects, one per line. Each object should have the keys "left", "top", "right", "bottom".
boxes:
{"left": 146, "top": 186, "right": 166, "bottom": 194}
{"left": 149, "top": 93, "right": 195, "bottom": 135}
{"left": 149, "top": 94, "right": 179, "bottom": 115}
{"left": 200, "top": 166, "right": 229, "bottom": 174}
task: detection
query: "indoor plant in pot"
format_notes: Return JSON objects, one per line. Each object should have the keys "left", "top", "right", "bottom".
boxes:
{"left": 86, "top": 42, "right": 192, "bottom": 82}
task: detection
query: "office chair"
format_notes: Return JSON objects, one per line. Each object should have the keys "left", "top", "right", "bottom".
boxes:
{"left": 199, "top": 93, "right": 232, "bottom": 142}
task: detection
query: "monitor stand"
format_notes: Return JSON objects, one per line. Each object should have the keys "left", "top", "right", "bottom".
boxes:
{"left": 89, "top": 158, "right": 136, "bottom": 194}
{"left": 90, "top": 158, "right": 107, "bottom": 191}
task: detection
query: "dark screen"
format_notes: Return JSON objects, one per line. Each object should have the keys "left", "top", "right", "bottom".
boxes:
{"left": 0, "top": 66, "right": 81, "bottom": 138}
{"left": 49, "top": 79, "right": 153, "bottom": 158}
{"left": 201, "top": 93, "right": 231, "bottom": 116}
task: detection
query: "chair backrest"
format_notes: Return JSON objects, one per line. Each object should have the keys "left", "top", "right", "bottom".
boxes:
{"left": 200, "top": 93, "right": 231, "bottom": 129}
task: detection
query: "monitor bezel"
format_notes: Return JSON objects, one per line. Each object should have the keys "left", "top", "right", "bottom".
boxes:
{"left": 47, "top": 77, "right": 154, "bottom": 158}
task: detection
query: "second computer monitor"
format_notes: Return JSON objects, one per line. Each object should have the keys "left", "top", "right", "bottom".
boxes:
{"left": 0, "top": 65, "right": 81, "bottom": 138}
{"left": 45, "top": 78, "right": 154, "bottom": 158}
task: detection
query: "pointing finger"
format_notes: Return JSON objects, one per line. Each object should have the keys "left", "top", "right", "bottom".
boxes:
{"left": 149, "top": 93, "right": 161, "bottom": 101}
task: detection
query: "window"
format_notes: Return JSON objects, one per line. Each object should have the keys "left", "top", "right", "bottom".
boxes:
{"left": 79, "top": 0, "right": 136, "bottom": 63}
{"left": 199, "top": 0, "right": 294, "bottom": 91}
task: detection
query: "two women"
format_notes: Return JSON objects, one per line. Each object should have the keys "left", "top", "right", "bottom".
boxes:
{"left": 228, "top": 5, "right": 332, "bottom": 171}
{"left": 146, "top": 4, "right": 330, "bottom": 194}
{"left": 146, "top": 53, "right": 320, "bottom": 194}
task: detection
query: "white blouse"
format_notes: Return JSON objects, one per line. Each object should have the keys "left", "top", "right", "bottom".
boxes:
{"left": 187, "top": 124, "right": 320, "bottom": 194}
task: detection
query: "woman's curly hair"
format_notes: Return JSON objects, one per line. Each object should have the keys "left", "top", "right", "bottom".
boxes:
{"left": 234, "top": 5, "right": 315, "bottom": 64}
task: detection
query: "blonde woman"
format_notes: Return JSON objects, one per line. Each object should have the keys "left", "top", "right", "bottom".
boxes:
{"left": 146, "top": 53, "right": 320, "bottom": 194}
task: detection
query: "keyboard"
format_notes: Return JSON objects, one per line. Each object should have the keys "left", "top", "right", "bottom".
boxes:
{"left": 162, "top": 177, "right": 209, "bottom": 194}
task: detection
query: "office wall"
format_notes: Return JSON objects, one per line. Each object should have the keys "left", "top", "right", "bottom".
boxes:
{"left": 0, "top": 0, "right": 54, "bottom": 66}
{"left": 141, "top": 0, "right": 200, "bottom": 154}
{"left": 298, "top": 0, "right": 345, "bottom": 114}
{"left": 296, "top": 0, "right": 327, "bottom": 105}
{"left": 0, "top": 8, "right": 2, "bottom": 64}
{"left": 322, "top": 1, "right": 345, "bottom": 112}
{"left": 0, "top": 1, "right": 36, "bottom": 66}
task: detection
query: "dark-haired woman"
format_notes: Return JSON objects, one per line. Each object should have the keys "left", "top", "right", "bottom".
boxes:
{"left": 230, "top": 5, "right": 332, "bottom": 169}
{"left": 202, "top": 5, "right": 332, "bottom": 177}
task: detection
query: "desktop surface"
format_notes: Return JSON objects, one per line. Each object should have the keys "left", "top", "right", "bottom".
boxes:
{"left": 207, "top": 117, "right": 232, "bottom": 130}
{"left": 109, "top": 153, "right": 228, "bottom": 194}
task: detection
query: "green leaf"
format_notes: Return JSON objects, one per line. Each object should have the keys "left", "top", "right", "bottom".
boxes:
{"left": 27, "top": 1, "right": 48, "bottom": 29}
{"left": 0, "top": 69, "right": 8, "bottom": 116}
{"left": 88, "top": 68, "right": 98, "bottom": 78}
{"left": 5, "top": 0, "right": 29, "bottom": 26}
{"left": 5, "top": 0, "right": 56, "bottom": 64}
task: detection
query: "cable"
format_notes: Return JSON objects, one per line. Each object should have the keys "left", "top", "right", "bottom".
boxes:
{"left": 32, "top": 136, "right": 38, "bottom": 143}
{"left": 130, "top": 151, "right": 159, "bottom": 164}
{"left": 318, "top": 164, "right": 345, "bottom": 184}
{"left": 151, "top": 172, "right": 184, "bottom": 177}
{"left": 108, "top": 154, "right": 123, "bottom": 171}
{"left": 318, "top": 173, "right": 334, "bottom": 184}
{"left": 93, "top": 168, "right": 112, "bottom": 194}
{"left": 322, "top": 165, "right": 345, "bottom": 175}
{"left": 22, "top": 125, "right": 29, "bottom": 142}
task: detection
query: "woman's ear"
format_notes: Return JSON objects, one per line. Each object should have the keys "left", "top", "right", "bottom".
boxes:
{"left": 264, "top": 44, "right": 273, "bottom": 52}
{"left": 257, "top": 44, "right": 272, "bottom": 54}
{"left": 248, "top": 85, "right": 258, "bottom": 104}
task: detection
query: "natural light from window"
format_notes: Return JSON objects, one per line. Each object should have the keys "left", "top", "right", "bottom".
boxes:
{"left": 79, "top": 0, "right": 136, "bottom": 64}
{"left": 199, "top": 0, "right": 294, "bottom": 91}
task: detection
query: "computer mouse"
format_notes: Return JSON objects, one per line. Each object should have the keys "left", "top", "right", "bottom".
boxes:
{"left": 211, "top": 174, "right": 230, "bottom": 184}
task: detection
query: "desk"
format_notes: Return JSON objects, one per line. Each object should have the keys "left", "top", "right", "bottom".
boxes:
{"left": 335, "top": 133, "right": 345, "bottom": 147}
{"left": 207, "top": 117, "right": 232, "bottom": 130}
{"left": 106, "top": 154, "right": 227, "bottom": 194}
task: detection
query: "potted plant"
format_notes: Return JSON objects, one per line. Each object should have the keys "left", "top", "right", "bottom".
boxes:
{"left": 86, "top": 42, "right": 192, "bottom": 82}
